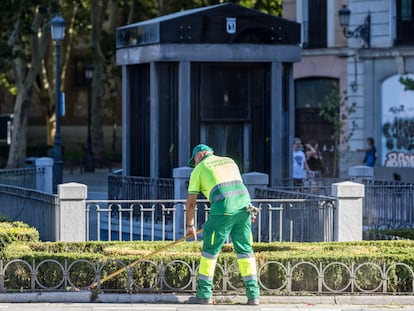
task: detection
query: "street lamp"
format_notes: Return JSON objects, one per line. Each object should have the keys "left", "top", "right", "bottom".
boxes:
{"left": 338, "top": 4, "right": 370, "bottom": 48}
{"left": 50, "top": 13, "right": 65, "bottom": 193}
{"left": 84, "top": 64, "right": 94, "bottom": 172}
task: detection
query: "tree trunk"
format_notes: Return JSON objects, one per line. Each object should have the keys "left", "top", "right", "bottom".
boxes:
{"left": 6, "top": 88, "right": 30, "bottom": 168}
{"left": 6, "top": 5, "right": 48, "bottom": 168}
{"left": 91, "top": 0, "right": 109, "bottom": 166}
{"left": 46, "top": 114, "right": 55, "bottom": 146}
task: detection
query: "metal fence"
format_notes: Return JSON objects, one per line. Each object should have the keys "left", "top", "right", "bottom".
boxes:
{"left": 0, "top": 184, "right": 59, "bottom": 241}
{"left": 274, "top": 177, "right": 347, "bottom": 196}
{"left": 361, "top": 179, "right": 414, "bottom": 230}
{"left": 86, "top": 197, "right": 336, "bottom": 243}
{"left": 1, "top": 258, "right": 413, "bottom": 294}
{"left": 273, "top": 177, "right": 414, "bottom": 233}
{"left": 254, "top": 189, "right": 336, "bottom": 242}
{"left": 0, "top": 167, "right": 40, "bottom": 189}
{"left": 2, "top": 169, "right": 414, "bottom": 243}
{"left": 105, "top": 173, "right": 414, "bottom": 240}
{"left": 108, "top": 171, "right": 174, "bottom": 200}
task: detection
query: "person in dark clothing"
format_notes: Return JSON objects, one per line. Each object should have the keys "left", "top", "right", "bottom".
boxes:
{"left": 357, "top": 137, "right": 377, "bottom": 167}
{"left": 305, "top": 140, "right": 324, "bottom": 178}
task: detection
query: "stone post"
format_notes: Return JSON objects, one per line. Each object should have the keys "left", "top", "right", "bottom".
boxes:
{"left": 57, "top": 182, "right": 87, "bottom": 241}
{"left": 242, "top": 172, "right": 269, "bottom": 199}
{"left": 331, "top": 181, "right": 365, "bottom": 241}
{"left": 242, "top": 172, "right": 269, "bottom": 242}
{"left": 173, "top": 166, "right": 193, "bottom": 239}
{"left": 349, "top": 165, "right": 374, "bottom": 182}
{"left": 35, "top": 157, "right": 53, "bottom": 193}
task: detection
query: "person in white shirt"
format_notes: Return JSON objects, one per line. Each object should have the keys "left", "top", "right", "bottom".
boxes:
{"left": 292, "top": 137, "right": 310, "bottom": 187}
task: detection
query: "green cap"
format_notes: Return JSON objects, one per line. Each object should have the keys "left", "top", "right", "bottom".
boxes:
{"left": 188, "top": 144, "right": 214, "bottom": 167}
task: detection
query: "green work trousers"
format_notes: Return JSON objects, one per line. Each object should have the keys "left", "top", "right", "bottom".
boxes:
{"left": 196, "top": 209, "right": 260, "bottom": 299}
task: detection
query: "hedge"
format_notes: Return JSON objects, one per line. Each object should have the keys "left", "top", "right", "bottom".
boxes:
{"left": 1, "top": 239, "right": 414, "bottom": 293}
{"left": 0, "top": 221, "right": 39, "bottom": 257}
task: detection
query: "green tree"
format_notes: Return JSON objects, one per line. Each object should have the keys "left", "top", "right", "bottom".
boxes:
{"left": 239, "top": 0, "right": 283, "bottom": 15}
{"left": 319, "top": 84, "right": 357, "bottom": 177}
{"left": 0, "top": 0, "right": 87, "bottom": 168}
{"left": 0, "top": 0, "right": 61, "bottom": 168}
{"left": 88, "top": 0, "right": 282, "bottom": 164}
{"left": 399, "top": 76, "right": 414, "bottom": 90}
{"left": 0, "top": 0, "right": 283, "bottom": 168}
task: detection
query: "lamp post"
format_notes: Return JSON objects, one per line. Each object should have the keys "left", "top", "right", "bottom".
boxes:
{"left": 84, "top": 64, "right": 94, "bottom": 172}
{"left": 338, "top": 5, "right": 370, "bottom": 48}
{"left": 50, "top": 13, "right": 65, "bottom": 193}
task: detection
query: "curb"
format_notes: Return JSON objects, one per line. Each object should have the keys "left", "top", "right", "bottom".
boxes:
{"left": 1, "top": 293, "right": 414, "bottom": 306}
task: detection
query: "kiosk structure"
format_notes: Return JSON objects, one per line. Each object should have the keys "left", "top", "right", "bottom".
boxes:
{"left": 116, "top": 3, "right": 301, "bottom": 184}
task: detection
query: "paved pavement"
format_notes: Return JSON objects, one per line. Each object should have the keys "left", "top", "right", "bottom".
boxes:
{"left": 26, "top": 170, "right": 412, "bottom": 310}
{"left": 1, "top": 294, "right": 414, "bottom": 310}
{"left": 0, "top": 304, "right": 414, "bottom": 310}
{"left": 63, "top": 168, "right": 111, "bottom": 199}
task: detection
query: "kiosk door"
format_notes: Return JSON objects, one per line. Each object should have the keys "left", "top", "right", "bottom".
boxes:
{"left": 192, "top": 62, "right": 269, "bottom": 173}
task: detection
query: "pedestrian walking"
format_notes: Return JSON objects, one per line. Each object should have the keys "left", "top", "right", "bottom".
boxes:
{"left": 185, "top": 144, "right": 260, "bottom": 305}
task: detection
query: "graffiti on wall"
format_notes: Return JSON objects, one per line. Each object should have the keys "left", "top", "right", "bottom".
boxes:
{"left": 382, "top": 75, "right": 414, "bottom": 167}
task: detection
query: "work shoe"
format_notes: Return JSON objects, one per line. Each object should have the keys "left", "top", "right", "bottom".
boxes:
{"left": 187, "top": 296, "right": 214, "bottom": 304}
{"left": 247, "top": 298, "right": 260, "bottom": 305}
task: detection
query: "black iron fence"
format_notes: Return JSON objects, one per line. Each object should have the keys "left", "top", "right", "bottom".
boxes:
{"left": 271, "top": 177, "right": 414, "bottom": 235}
{"left": 0, "top": 184, "right": 59, "bottom": 241}
{"left": 273, "top": 177, "right": 347, "bottom": 196}
{"left": 108, "top": 171, "right": 174, "bottom": 200}
{"left": 362, "top": 179, "right": 414, "bottom": 230}
{"left": 0, "top": 167, "right": 39, "bottom": 189}
{"left": 2, "top": 168, "right": 414, "bottom": 243}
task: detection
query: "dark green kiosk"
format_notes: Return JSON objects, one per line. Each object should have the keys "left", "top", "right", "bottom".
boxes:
{"left": 116, "top": 3, "right": 301, "bottom": 185}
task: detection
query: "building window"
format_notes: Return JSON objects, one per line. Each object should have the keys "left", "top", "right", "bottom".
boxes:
{"left": 303, "top": 0, "right": 327, "bottom": 48}
{"left": 396, "top": 0, "right": 414, "bottom": 44}
{"left": 295, "top": 77, "right": 338, "bottom": 176}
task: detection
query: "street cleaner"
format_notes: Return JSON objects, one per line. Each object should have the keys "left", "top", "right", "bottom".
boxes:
{"left": 185, "top": 144, "right": 260, "bottom": 305}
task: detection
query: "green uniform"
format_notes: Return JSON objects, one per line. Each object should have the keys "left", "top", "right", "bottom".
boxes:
{"left": 188, "top": 154, "right": 260, "bottom": 300}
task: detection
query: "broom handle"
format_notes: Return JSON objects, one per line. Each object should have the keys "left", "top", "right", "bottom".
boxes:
{"left": 90, "top": 228, "right": 204, "bottom": 288}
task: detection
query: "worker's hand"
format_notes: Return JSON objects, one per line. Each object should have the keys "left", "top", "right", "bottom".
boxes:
{"left": 186, "top": 226, "right": 197, "bottom": 240}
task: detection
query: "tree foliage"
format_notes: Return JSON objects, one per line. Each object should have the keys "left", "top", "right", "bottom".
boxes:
{"left": 0, "top": 0, "right": 283, "bottom": 168}
{"left": 399, "top": 76, "right": 414, "bottom": 91}
{"left": 319, "top": 83, "right": 357, "bottom": 177}
{"left": 0, "top": 0, "right": 63, "bottom": 167}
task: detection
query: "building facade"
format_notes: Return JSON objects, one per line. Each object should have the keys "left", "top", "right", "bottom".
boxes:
{"left": 288, "top": 0, "right": 414, "bottom": 179}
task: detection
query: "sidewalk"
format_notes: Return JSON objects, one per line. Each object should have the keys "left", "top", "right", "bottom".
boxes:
{"left": 63, "top": 168, "right": 111, "bottom": 199}
{"left": 1, "top": 294, "right": 414, "bottom": 310}
{"left": 1, "top": 303, "right": 414, "bottom": 311}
